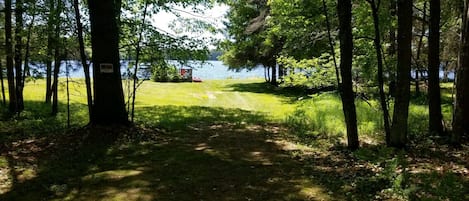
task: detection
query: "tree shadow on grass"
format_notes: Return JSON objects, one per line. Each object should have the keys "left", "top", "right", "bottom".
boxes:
{"left": 3, "top": 105, "right": 465, "bottom": 200}
{"left": 0, "top": 105, "right": 362, "bottom": 201}
{"left": 0, "top": 105, "right": 333, "bottom": 200}
{"left": 224, "top": 82, "right": 329, "bottom": 103}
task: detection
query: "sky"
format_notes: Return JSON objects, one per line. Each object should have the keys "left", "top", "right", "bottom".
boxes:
{"left": 151, "top": 4, "right": 229, "bottom": 40}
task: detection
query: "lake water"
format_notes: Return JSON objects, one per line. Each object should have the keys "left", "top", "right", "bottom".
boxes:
{"left": 58, "top": 60, "right": 265, "bottom": 80}
{"left": 42, "top": 60, "right": 454, "bottom": 80}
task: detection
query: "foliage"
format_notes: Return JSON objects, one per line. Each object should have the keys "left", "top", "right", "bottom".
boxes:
{"left": 278, "top": 55, "right": 336, "bottom": 89}
{"left": 150, "top": 63, "right": 182, "bottom": 82}
{"left": 268, "top": 0, "right": 331, "bottom": 59}
{"left": 219, "top": 0, "right": 281, "bottom": 71}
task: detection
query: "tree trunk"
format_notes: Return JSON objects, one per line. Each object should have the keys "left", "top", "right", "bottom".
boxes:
{"left": 265, "top": 66, "right": 270, "bottom": 83}
{"left": 415, "top": 2, "right": 427, "bottom": 96}
{"left": 0, "top": 61, "right": 6, "bottom": 105}
{"left": 322, "top": 0, "right": 341, "bottom": 86}
{"left": 23, "top": 6, "right": 37, "bottom": 87}
{"left": 338, "top": 0, "right": 359, "bottom": 150}
{"left": 88, "top": 0, "right": 128, "bottom": 125}
{"left": 51, "top": 58, "right": 61, "bottom": 115}
{"left": 73, "top": 0, "right": 93, "bottom": 120}
{"left": 278, "top": 64, "right": 284, "bottom": 82}
{"left": 66, "top": 62, "right": 71, "bottom": 128}
{"left": 452, "top": 0, "right": 469, "bottom": 145}
{"left": 388, "top": 0, "right": 397, "bottom": 81}
{"left": 443, "top": 61, "right": 449, "bottom": 82}
{"left": 428, "top": 0, "right": 444, "bottom": 135}
{"left": 14, "top": 0, "right": 24, "bottom": 112}
{"left": 51, "top": 0, "right": 62, "bottom": 115}
{"left": 5, "top": 0, "right": 17, "bottom": 114}
{"left": 45, "top": 0, "right": 55, "bottom": 104}
{"left": 390, "top": 0, "right": 413, "bottom": 148}
{"left": 131, "top": 2, "right": 149, "bottom": 123}
{"left": 389, "top": 0, "right": 397, "bottom": 57}
{"left": 369, "top": 0, "right": 392, "bottom": 144}
{"left": 271, "top": 63, "right": 277, "bottom": 86}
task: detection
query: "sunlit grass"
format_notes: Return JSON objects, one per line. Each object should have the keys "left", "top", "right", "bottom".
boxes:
{"left": 286, "top": 84, "right": 454, "bottom": 143}
{"left": 1, "top": 78, "right": 455, "bottom": 142}
{"left": 1, "top": 79, "right": 465, "bottom": 201}
{"left": 131, "top": 79, "right": 296, "bottom": 120}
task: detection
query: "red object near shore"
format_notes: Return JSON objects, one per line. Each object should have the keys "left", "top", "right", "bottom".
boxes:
{"left": 192, "top": 77, "right": 202, "bottom": 82}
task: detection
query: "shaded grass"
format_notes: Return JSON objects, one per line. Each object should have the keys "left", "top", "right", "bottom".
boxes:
{"left": 0, "top": 106, "right": 338, "bottom": 201}
{"left": 1, "top": 79, "right": 468, "bottom": 201}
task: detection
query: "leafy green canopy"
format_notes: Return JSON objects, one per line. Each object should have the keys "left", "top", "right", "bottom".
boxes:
{"left": 220, "top": 0, "right": 337, "bottom": 87}
{"left": 120, "top": 0, "right": 221, "bottom": 78}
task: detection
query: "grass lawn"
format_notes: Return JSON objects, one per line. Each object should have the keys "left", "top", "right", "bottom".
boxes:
{"left": 0, "top": 79, "right": 468, "bottom": 201}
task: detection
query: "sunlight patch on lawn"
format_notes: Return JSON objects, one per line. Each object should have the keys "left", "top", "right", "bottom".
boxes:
{"left": 60, "top": 187, "right": 154, "bottom": 201}
{"left": 287, "top": 179, "right": 333, "bottom": 200}
{"left": 0, "top": 157, "right": 12, "bottom": 194}
{"left": 82, "top": 170, "right": 143, "bottom": 182}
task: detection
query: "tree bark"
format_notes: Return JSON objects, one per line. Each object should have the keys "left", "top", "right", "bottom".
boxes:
{"left": 389, "top": 0, "right": 397, "bottom": 57}
{"left": 322, "top": 0, "right": 341, "bottom": 86}
{"left": 131, "top": 2, "right": 149, "bottom": 123}
{"left": 45, "top": 0, "right": 55, "bottom": 104}
{"left": 390, "top": 0, "right": 413, "bottom": 148}
{"left": 51, "top": 0, "right": 62, "bottom": 115}
{"left": 428, "top": 0, "right": 444, "bottom": 135}
{"left": 278, "top": 64, "right": 284, "bottom": 82}
{"left": 88, "top": 0, "right": 128, "bottom": 125}
{"left": 23, "top": 5, "right": 37, "bottom": 87}
{"left": 452, "top": 0, "right": 469, "bottom": 145}
{"left": 14, "top": 0, "right": 24, "bottom": 112}
{"left": 271, "top": 63, "right": 277, "bottom": 86}
{"left": 388, "top": 0, "right": 397, "bottom": 82}
{"left": 368, "top": 0, "right": 392, "bottom": 144}
{"left": 0, "top": 61, "right": 6, "bottom": 105}
{"left": 51, "top": 58, "right": 60, "bottom": 115}
{"left": 73, "top": 0, "right": 93, "bottom": 119}
{"left": 5, "top": 0, "right": 17, "bottom": 114}
{"left": 415, "top": 2, "right": 427, "bottom": 96}
{"left": 338, "top": 0, "right": 359, "bottom": 150}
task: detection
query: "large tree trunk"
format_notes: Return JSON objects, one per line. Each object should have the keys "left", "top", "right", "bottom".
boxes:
{"left": 51, "top": 0, "right": 62, "bottom": 115}
{"left": 390, "top": 0, "right": 413, "bottom": 148}
{"left": 369, "top": 0, "right": 392, "bottom": 144}
{"left": 5, "top": 0, "right": 17, "bottom": 114}
{"left": 452, "top": 0, "right": 469, "bottom": 145}
{"left": 14, "top": 0, "right": 24, "bottom": 112}
{"left": 338, "top": 0, "right": 359, "bottom": 150}
{"left": 73, "top": 0, "right": 93, "bottom": 119}
{"left": 45, "top": 0, "right": 55, "bottom": 104}
{"left": 428, "top": 0, "right": 444, "bottom": 135}
{"left": 88, "top": 0, "right": 128, "bottom": 125}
